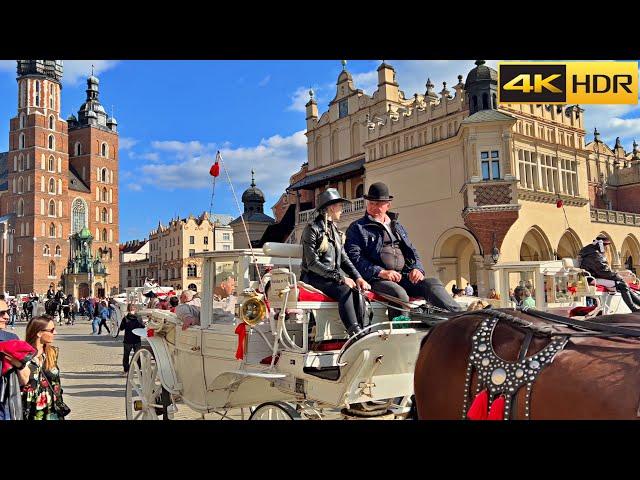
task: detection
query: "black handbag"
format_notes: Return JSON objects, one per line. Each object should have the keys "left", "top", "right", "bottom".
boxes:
{"left": 41, "top": 368, "right": 71, "bottom": 418}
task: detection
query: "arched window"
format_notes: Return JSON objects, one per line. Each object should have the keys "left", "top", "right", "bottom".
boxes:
{"left": 187, "top": 264, "right": 197, "bottom": 277}
{"left": 17, "top": 198, "right": 24, "bottom": 216}
{"left": 49, "top": 199, "right": 56, "bottom": 217}
{"left": 101, "top": 143, "right": 107, "bottom": 157}
{"left": 49, "top": 85, "right": 54, "bottom": 109}
{"left": 43, "top": 244, "right": 50, "bottom": 256}
{"left": 72, "top": 198, "right": 87, "bottom": 234}
{"left": 101, "top": 168, "right": 107, "bottom": 182}
{"left": 19, "top": 133, "right": 25, "bottom": 149}
{"left": 482, "top": 93, "right": 489, "bottom": 110}
{"left": 75, "top": 142, "right": 82, "bottom": 156}
{"left": 17, "top": 177, "right": 24, "bottom": 194}
{"left": 55, "top": 245, "right": 61, "bottom": 256}
{"left": 18, "top": 155, "right": 24, "bottom": 171}
{"left": 19, "top": 113, "right": 26, "bottom": 129}
{"left": 48, "top": 156, "right": 55, "bottom": 172}
{"left": 355, "top": 184, "right": 364, "bottom": 198}
{"left": 49, "top": 178, "right": 56, "bottom": 194}
{"left": 35, "top": 81, "right": 40, "bottom": 106}
{"left": 48, "top": 135, "right": 54, "bottom": 150}
{"left": 102, "top": 187, "right": 107, "bottom": 202}
{"left": 49, "top": 223, "right": 56, "bottom": 237}
{"left": 102, "top": 229, "right": 107, "bottom": 241}
{"left": 49, "top": 115, "right": 54, "bottom": 130}
{"left": 101, "top": 208, "right": 108, "bottom": 223}
{"left": 48, "top": 261, "right": 55, "bottom": 277}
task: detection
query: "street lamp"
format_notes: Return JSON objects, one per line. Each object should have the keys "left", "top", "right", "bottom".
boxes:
{"left": 491, "top": 232, "right": 500, "bottom": 264}
{"left": 0, "top": 214, "right": 15, "bottom": 295}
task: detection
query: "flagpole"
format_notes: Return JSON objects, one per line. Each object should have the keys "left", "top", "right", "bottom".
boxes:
{"left": 216, "top": 151, "right": 265, "bottom": 291}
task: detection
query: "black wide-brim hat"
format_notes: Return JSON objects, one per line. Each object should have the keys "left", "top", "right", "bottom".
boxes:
{"left": 316, "top": 188, "right": 350, "bottom": 211}
{"left": 595, "top": 234, "right": 612, "bottom": 244}
{"left": 364, "top": 182, "right": 394, "bottom": 201}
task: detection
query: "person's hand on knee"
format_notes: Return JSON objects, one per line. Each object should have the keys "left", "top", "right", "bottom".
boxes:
{"left": 408, "top": 269, "right": 424, "bottom": 284}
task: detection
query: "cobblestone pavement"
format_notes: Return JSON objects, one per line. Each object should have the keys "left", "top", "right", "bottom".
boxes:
{"left": 11, "top": 317, "right": 244, "bottom": 420}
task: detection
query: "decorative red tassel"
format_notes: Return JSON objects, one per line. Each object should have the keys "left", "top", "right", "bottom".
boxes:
{"left": 556, "top": 199, "right": 564, "bottom": 208}
{"left": 209, "top": 162, "right": 220, "bottom": 177}
{"left": 147, "top": 328, "right": 155, "bottom": 338}
{"left": 487, "top": 395, "right": 506, "bottom": 420}
{"left": 467, "top": 389, "right": 489, "bottom": 420}
{"left": 235, "top": 322, "right": 247, "bottom": 360}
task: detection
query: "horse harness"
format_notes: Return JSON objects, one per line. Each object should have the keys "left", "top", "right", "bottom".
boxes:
{"left": 456, "top": 308, "right": 640, "bottom": 420}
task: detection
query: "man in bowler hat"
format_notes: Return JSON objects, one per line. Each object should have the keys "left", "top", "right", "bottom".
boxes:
{"left": 345, "top": 182, "right": 462, "bottom": 320}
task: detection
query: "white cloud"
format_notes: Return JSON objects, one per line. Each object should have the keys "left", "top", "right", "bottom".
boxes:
{"left": 352, "top": 70, "right": 378, "bottom": 94}
{"left": 119, "top": 137, "right": 138, "bottom": 150}
{"left": 136, "top": 130, "right": 307, "bottom": 196}
{"left": 0, "top": 60, "right": 119, "bottom": 85}
{"left": 127, "top": 183, "right": 142, "bottom": 191}
{"left": 288, "top": 87, "right": 314, "bottom": 112}
{"left": 258, "top": 74, "right": 271, "bottom": 87}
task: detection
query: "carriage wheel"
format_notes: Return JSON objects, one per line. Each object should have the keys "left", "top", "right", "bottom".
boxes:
{"left": 110, "top": 309, "right": 121, "bottom": 339}
{"left": 125, "top": 348, "right": 171, "bottom": 420}
{"left": 249, "top": 402, "right": 301, "bottom": 420}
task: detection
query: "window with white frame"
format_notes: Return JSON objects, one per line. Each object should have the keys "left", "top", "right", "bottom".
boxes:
{"left": 49, "top": 115, "right": 54, "bottom": 130}
{"left": 560, "top": 158, "right": 579, "bottom": 196}
{"left": 517, "top": 149, "right": 539, "bottom": 190}
{"left": 49, "top": 223, "right": 56, "bottom": 237}
{"left": 48, "top": 156, "right": 55, "bottom": 172}
{"left": 223, "top": 233, "right": 230, "bottom": 241}
{"left": 187, "top": 264, "right": 197, "bottom": 277}
{"left": 19, "top": 134, "right": 25, "bottom": 150}
{"left": 48, "top": 261, "right": 56, "bottom": 277}
{"left": 43, "top": 244, "right": 50, "bottom": 256}
{"left": 48, "top": 135, "right": 54, "bottom": 150}
{"left": 49, "top": 200, "right": 56, "bottom": 217}
{"left": 17, "top": 198, "right": 24, "bottom": 216}
{"left": 101, "top": 143, "right": 107, "bottom": 157}
{"left": 35, "top": 81, "right": 40, "bottom": 106}
{"left": 539, "top": 154, "right": 558, "bottom": 193}
{"left": 55, "top": 245, "right": 61, "bottom": 256}
{"left": 49, "top": 178, "right": 56, "bottom": 194}
{"left": 20, "top": 113, "right": 26, "bottom": 129}
{"left": 223, "top": 245, "right": 231, "bottom": 251}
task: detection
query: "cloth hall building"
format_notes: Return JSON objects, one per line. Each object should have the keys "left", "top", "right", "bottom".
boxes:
{"left": 272, "top": 60, "right": 640, "bottom": 298}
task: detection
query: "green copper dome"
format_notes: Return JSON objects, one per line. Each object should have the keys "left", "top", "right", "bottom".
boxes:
{"left": 78, "top": 227, "right": 93, "bottom": 239}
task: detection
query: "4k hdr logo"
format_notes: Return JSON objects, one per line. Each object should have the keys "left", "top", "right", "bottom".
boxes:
{"left": 498, "top": 62, "right": 638, "bottom": 104}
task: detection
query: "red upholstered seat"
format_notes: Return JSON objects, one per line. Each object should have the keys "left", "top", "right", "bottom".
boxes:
{"left": 569, "top": 305, "right": 597, "bottom": 317}
{"left": 297, "top": 285, "right": 422, "bottom": 303}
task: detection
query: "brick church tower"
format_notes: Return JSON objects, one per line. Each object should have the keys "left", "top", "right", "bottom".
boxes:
{"left": 0, "top": 60, "right": 119, "bottom": 297}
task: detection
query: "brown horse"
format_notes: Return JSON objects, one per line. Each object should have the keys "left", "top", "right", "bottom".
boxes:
{"left": 414, "top": 309, "right": 640, "bottom": 419}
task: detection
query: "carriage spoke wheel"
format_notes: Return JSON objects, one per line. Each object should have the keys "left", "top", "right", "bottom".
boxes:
{"left": 125, "top": 348, "right": 170, "bottom": 420}
{"left": 110, "top": 308, "right": 122, "bottom": 339}
{"left": 249, "top": 402, "right": 301, "bottom": 420}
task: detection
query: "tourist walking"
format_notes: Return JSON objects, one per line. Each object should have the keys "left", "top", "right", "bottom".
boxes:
{"left": 120, "top": 304, "right": 145, "bottom": 376}
{"left": 97, "top": 301, "right": 111, "bottom": 335}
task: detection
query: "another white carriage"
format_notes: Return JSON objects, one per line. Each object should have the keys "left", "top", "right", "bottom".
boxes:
{"left": 125, "top": 243, "right": 431, "bottom": 420}
{"left": 490, "top": 258, "right": 639, "bottom": 317}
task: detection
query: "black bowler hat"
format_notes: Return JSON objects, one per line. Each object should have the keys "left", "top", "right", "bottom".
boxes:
{"left": 364, "top": 182, "right": 394, "bottom": 201}
{"left": 316, "top": 188, "right": 350, "bottom": 211}
{"left": 595, "top": 234, "right": 612, "bottom": 245}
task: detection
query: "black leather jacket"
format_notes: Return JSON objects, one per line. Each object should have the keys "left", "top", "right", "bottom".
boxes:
{"left": 578, "top": 243, "right": 622, "bottom": 282}
{"left": 301, "top": 215, "right": 362, "bottom": 283}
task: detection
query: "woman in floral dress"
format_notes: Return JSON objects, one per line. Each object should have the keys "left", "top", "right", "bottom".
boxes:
{"left": 18, "top": 316, "right": 66, "bottom": 420}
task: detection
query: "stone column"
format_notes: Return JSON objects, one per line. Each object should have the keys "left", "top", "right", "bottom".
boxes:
{"left": 502, "top": 131, "right": 515, "bottom": 180}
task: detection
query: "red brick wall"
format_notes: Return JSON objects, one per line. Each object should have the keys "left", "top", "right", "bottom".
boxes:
{"left": 616, "top": 184, "right": 640, "bottom": 214}
{"left": 463, "top": 210, "right": 519, "bottom": 254}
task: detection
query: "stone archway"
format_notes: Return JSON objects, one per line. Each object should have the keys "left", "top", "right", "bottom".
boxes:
{"left": 557, "top": 229, "right": 582, "bottom": 260}
{"left": 621, "top": 234, "right": 640, "bottom": 274}
{"left": 433, "top": 228, "right": 482, "bottom": 292}
{"left": 520, "top": 226, "right": 553, "bottom": 261}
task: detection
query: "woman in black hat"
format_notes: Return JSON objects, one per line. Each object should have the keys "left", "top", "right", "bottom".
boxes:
{"left": 300, "top": 188, "right": 371, "bottom": 337}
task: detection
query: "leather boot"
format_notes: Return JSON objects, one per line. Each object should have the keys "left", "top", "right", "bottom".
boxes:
{"left": 619, "top": 288, "right": 640, "bottom": 313}
{"left": 347, "top": 324, "right": 365, "bottom": 340}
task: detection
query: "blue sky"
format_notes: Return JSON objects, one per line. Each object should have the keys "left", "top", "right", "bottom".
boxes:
{"left": 1, "top": 60, "right": 639, "bottom": 243}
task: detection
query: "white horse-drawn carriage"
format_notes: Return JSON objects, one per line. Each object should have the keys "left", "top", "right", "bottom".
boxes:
{"left": 125, "top": 243, "right": 432, "bottom": 420}
{"left": 490, "top": 258, "right": 640, "bottom": 317}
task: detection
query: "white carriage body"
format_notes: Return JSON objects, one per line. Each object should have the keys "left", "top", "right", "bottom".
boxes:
{"left": 132, "top": 243, "right": 430, "bottom": 417}
{"left": 491, "top": 258, "right": 635, "bottom": 316}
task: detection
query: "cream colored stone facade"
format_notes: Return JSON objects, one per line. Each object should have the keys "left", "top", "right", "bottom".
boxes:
{"left": 146, "top": 212, "right": 233, "bottom": 293}
{"left": 285, "top": 61, "right": 640, "bottom": 298}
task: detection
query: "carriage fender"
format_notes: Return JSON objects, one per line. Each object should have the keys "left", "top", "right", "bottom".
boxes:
{"left": 144, "top": 335, "right": 181, "bottom": 395}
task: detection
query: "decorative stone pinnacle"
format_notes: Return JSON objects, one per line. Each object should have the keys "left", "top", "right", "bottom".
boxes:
{"left": 341, "top": 59, "right": 347, "bottom": 70}
{"left": 251, "top": 169, "right": 255, "bottom": 187}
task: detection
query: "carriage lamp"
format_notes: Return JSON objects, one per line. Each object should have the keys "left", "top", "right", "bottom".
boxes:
{"left": 240, "top": 293, "right": 267, "bottom": 327}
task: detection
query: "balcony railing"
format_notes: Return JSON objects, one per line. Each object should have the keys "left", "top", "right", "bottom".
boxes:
{"left": 297, "top": 197, "right": 365, "bottom": 224}
{"left": 590, "top": 207, "right": 640, "bottom": 226}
